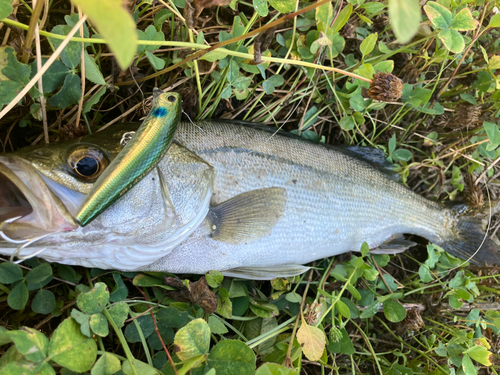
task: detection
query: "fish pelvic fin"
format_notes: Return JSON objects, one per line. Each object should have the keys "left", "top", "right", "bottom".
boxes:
{"left": 207, "top": 187, "right": 287, "bottom": 244}
{"left": 441, "top": 205, "right": 500, "bottom": 266}
{"left": 222, "top": 264, "right": 309, "bottom": 280}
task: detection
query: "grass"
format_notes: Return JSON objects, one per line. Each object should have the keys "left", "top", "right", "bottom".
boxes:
{"left": 1, "top": 0, "right": 500, "bottom": 374}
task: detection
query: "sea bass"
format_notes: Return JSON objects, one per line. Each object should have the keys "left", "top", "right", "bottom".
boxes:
{"left": 0, "top": 121, "right": 498, "bottom": 279}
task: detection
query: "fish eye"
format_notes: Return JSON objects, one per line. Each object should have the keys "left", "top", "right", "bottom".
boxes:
{"left": 167, "top": 95, "right": 176, "bottom": 102}
{"left": 67, "top": 147, "right": 109, "bottom": 181}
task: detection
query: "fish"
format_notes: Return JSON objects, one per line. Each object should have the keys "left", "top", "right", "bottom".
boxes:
{"left": 76, "top": 90, "right": 182, "bottom": 226}
{"left": 0, "top": 121, "right": 498, "bottom": 279}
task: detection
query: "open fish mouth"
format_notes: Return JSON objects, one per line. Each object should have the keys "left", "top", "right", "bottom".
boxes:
{"left": 0, "top": 156, "right": 79, "bottom": 243}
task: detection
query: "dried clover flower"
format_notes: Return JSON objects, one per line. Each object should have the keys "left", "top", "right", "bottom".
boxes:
{"left": 368, "top": 72, "right": 404, "bottom": 102}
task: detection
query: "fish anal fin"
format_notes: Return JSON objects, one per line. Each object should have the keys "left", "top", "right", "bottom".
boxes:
{"left": 369, "top": 237, "right": 416, "bottom": 255}
{"left": 208, "top": 187, "right": 287, "bottom": 244}
{"left": 222, "top": 264, "right": 309, "bottom": 280}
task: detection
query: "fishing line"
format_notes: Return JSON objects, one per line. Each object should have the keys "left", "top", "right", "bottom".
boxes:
{"left": 182, "top": 110, "right": 205, "bottom": 133}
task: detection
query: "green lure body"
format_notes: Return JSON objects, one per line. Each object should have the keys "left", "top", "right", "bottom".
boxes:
{"left": 76, "top": 90, "right": 182, "bottom": 226}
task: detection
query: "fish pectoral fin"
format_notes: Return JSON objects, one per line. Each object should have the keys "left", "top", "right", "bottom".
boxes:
{"left": 222, "top": 264, "right": 309, "bottom": 280}
{"left": 207, "top": 187, "right": 287, "bottom": 244}
{"left": 369, "top": 237, "right": 416, "bottom": 255}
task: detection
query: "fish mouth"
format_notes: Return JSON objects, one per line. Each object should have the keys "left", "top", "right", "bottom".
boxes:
{"left": 0, "top": 156, "right": 79, "bottom": 242}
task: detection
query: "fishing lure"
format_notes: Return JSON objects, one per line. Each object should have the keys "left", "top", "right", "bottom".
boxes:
{"left": 76, "top": 89, "right": 182, "bottom": 226}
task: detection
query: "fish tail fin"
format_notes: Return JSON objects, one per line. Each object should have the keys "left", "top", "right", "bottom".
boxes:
{"left": 440, "top": 204, "right": 500, "bottom": 266}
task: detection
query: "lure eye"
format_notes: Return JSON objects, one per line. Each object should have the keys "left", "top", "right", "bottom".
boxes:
{"left": 167, "top": 95, "right": 176, "bottom": 102}
{"left": 67, "top": 147, "right": 109, "bottom": 181}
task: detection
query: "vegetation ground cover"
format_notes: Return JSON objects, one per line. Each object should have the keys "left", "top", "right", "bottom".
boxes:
{"left": 0, "top": 0, "right": 500, "bottom": 374}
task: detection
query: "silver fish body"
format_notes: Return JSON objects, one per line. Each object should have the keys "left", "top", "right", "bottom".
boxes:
{"left": 0, "top": 121, "right": 498, "bottom": 278}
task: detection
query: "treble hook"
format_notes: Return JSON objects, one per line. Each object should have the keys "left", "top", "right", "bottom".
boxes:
{"left": 0, "top": 216, "right": 28, "bottom": 244}
{"left": 0, "top": 216, "right": 49, "bottom": 263}
{"left": 9, "top": 234, "right": 49, "bottom": 264}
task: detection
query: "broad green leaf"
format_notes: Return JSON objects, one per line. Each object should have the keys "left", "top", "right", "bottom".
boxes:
{"left": 488, "top": 13, "right": 500, "bottom": 28}
{"left": 360, "top": 33, "right": 377, "bottom": 59}
{"left": 253, "top": 0, "right": 268, "bottom": 17}
{"left": 392, "top": 149, "right": 412, "bottom": 162}
{"left": 373, "top": 60, "right": 394, "bottom": 74}
{"left": 0, "top": 345, "right": 24, "bottom": 370}
{"left": 154, "top": 9, "right": 172, "bottom": 29}
{"left": 202, "top": 50, "right": 229, "bottom": 62}
{"left": 228, "top": 60, "right": 239, "bottom": 83}
{"left": 70, "top": 0, "right": 138, "bottom": 70}
{"left": 8, "top": 282, "right": 29, "bottom": 310}
{"left": 84, "top": 51, "right": 106, "bottom": 85}
{"left": 156, "top": 306, "right": 188, "bottom": 328}
{"left": 450, "top": 7, "right": 478, "bottom": 31}
{"left": 437, "top": 28, "right": 464, "bottom": 54}
{"left": 0, "top": 262, "right": 23, "bottom": 284}
{"left": 91, "top": 353, "right": 121, "bottom": 375}
{"left": 466, "top": 345, "right": 493, "bottom": 366}
{"left": 484, "top": 121, "right": 500, "bottom": 146}
{"left": 174, "top": 318, "right": 210, "bottom": 361}
{"left": 207, "top": 340, "right": 256, "bottom": 375}
{"left": 90, "top": 313, "right": 109, "bottom": 337}
{"left": 132, "top": 274, "right": 174, "bottom": 290}
{"left": 327, "top": 327, "right": 354, "bottom": 355}
{"left": 488, "top": 55, "right": 500, "bottom": 70}
{"left": 359, "top": 300, "right": 381, "bottom": 319}
{"left": 48, "top": 73, "right": 82, "bottom": 108}
{"left": 296, "top": 321, "right": 326, "bottom": 361}
{"left": 268, "top": 0, "right": 295, "bottom": 14}
{"left": 48, "top": 317, "right": 97, "bottom": 372}
{"left": 243, "top": 317, "right": 277, "bottom": 355}
{"left": 32, "top": 290, "right": 56, "bottom": 315}
{"left": 145, "top": 51, "right": 166, "bottom": 70}
{"left": 383, "top": 299, "right": 407, "bottom": 322}
{"left": 8, "top": 327, "right": 48, "bottom": 362}
{"left": 125, "top": 315, "right": 155, "bottom": 343}
{"left": 206, "top": 270, "right": 224, "bottom": 288}
{"left": 255, "top": 363, "right": 297, "bottom": 375}
{"left": 424, "top": 1, "right": 453, "bottom": 29}
{"left": 462, "top": 354, "right": 476, "bottom": 375}
{"left": 316, "top": 1, "right": 333, "bottom": 33}
{"left": 0, "top": 0, "right": 13, "bottom": 19}
{"left": 83, "top": 86, "right": 107, "bottom": 115}
{"left": 2, "top": 48, "right": 30, "bottom": 84}
{"left": 349, "top": 94, "right": 366, "bottom": 112}
{"left": 362, "top": 2, "right": 385, "bottom": 15}
{"left": 49, "top": 25, "right": 82, "bottom": 69}
{"left": 109, "top": 273, "right": 128, "bottom": 302}
{"left": 26, "top": 263, "right": 52, "bottom": 286}
{"left": 339, "top": 115, "right": 355, "bottom": 131}
{"left": 0, "top": 46, "right": 10, "bottom": 81}
{"left": 208, "top": 316, "right": 229, "bottom": 335}
{"left": 249, "top": 300, "right": 279, "bottom": 318}
{"left": 1, "top": 361, "right": 51, "bottom": 375}
{"left": 137, "top": 25, "right": 165, "bottom": 53}
{"left": 122, "top": 359, "right": 161, "bottom": 375}
{"left": 107, "top": 302, "right": 129, "bottom": 328}
{"left": 30, "top": 59, "right": 70, "bottom": 93}
{"left": 331, "top": 3, "right": 352, "bottom": 35}
{"left": 77, "top": 282, "right": 110, "bottom": 314}
{"left": 388, "top": 0, "right": 420, "bottom": 43}
{"left": 336, "top": 300, "right": 351, "bottom": 319}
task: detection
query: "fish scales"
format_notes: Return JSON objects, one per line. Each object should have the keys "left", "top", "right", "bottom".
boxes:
{"left": 144, "top": 121, "right": 449, "bottom": 274}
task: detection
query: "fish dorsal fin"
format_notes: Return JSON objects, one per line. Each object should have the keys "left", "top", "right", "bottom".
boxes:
{"left": 341, "top": 146, "right": 399, "bottom": 181}
{"left": 222, "top": 264, "right": 310, "bottom": 280}
{"left": 369, "top": 236, "right": 416, "bottom": 255}
{"left": 208, "top": 187, "right": 287, "bottom": 244}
